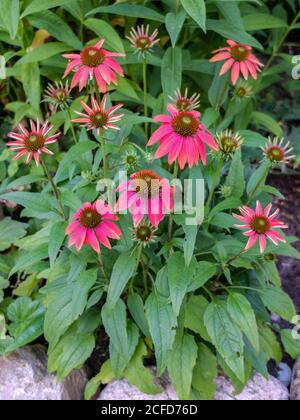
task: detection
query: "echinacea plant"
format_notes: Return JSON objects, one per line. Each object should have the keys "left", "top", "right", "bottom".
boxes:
{"left": 0, "top": 1, "right": 300, "bottom": 403}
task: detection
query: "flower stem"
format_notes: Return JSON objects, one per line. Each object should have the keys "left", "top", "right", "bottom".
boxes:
{"left": 94, "top": 79, "right": 101, "bottom": 103}
{"left": 98, "top": 253, "right": 109, "bottom": 283}
{"left": 66, "top": 107, "right": 78, "bottom": 144}
{"left": 264, "top": 11, "right": 300, "bottom": 72}
{"left": 100, "top": 136, "right": 109, "bottom": 178}
{"left": 168, "top": 161, "right": 178, "bottom": 242}
{"left": 41, "top": 157, "right": 67, "bottom": 220}
{"left": 206, "top": 157, "right": 223, "bottom": 209}
{"left": 143, "top": 58, "right": 149, "bottom": 138}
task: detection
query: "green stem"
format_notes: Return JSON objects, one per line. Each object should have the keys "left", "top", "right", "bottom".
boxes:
{"left": 41, "top": 158, "right": 67, "bottom": 220}
{"left": 215, "top": 250, "right": 245, "bottom": 283}
{"left": 264, "top": 11, "right": 300, "bottom": 72}
{"left": 94, "top": 79, "right": 100, "bottom": 103}
{"left": 168, "top": 161, "right": 179, "bottom": 242}
{"left": 66, "top": 107, "right": 78, "bottom": 144}
{"left": 143, "top": 58, "right": 148, "bottom": 138}
{"left": 206, "top": 157, "right": 223, "bottom": 208}
{"left": 100, "top": 136, "right": 108, "bottom": 179}
{"left": 135, "top": 244, "right": 143, "bottom": 272}
{"left": 98, "top": 253, "right": 109, "bottom": 283}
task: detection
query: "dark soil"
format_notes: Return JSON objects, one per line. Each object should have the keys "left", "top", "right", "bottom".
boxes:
{"left": 268, "top": 173, "right": 300, "bottom": 313}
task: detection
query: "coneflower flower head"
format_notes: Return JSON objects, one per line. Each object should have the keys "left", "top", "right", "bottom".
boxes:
{"left": 210, "top": 39, "right": 264, "bottom": 85}
{"left": 44, "top": 81, "right": 71, "bottom": 111}
{"left": 168, "top": 88, "right": 201, "bottom": 112}
{"left": 7, "top": 119, "right": 60, "bottom": 167}
{"left": 72, "top": 96, "right": 124, "bottom": 136}
{"left": 126, "top": 25, "right": 159, "bottom": 58}
{"left": 132, "top": 222, "right": 157, "bottom": 247}
{"left": 234, "top": 80, "right": 253, "bottom": 101}
{"left": 215, "top": 130, "right": 244, "bottom": 157}
{"left": 63, "top": 40, "right": 125, "bottom": 92}
{"left": 262, "top": 137, "right": 295, "bottom": 165}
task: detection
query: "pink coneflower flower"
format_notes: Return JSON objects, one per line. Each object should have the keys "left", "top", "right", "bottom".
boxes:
{"left": 66, "top": 200, "right": 122, "bottom": 254}
{"left": 147, "top": 105, "right": 218, "bottom": 169}
{"left": 209, "top": 40, "right": 264, "bottom": 85}
{"left": 115, "top": 170, "right": 174, "bottom": 227}
{"left": 44, "top": 81, "right": 71, "bottom": 111}
{"left": 262, "top": 137, "right": 295, "bottom": 165}
{"left": 72, "top": 96, "right": 124, "bottom": 136}
{"left": 233, "top": 201, "right": 288, "bottom": 253}
{"left": 7, "top": 119, "right": 60, "bottom": 167}
{"left": 126, "top": 25, "right": 159, "bottom": 57}
{"left": 168, "top": 88, "right": 201, "bottom": 112}
{"left": 63, "top": 40, "right": 125, "bottom": 92}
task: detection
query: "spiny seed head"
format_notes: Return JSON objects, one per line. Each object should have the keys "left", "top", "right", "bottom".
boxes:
{"left": 132, "top": 222, "right": 157, "bottom": 246}
{"left": 216, "top": 130, "right": 244, "bottom": 156}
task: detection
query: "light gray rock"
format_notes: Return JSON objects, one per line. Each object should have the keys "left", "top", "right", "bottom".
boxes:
{"left": 98, "top": 371, "right": 289, "bottom": 401}
{"left": 290, "top": 359, "right": 300, "bottom": 401}
{"left": 214, "top": 374, "right": 289, "bottom": 401}
{"left": 0, "top": 345, "right": 87, "bottom": 400}
{"left": 98, "top": 369, "right": 178, "bottom": 401}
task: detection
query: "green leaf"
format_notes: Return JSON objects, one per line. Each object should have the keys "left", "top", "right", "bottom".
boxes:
{"left": 87, "top": 5, "right": 165, "bottom": 22}
{"left": 246, "top": 160, "right": 271, "bottom": 197}
{"left": 6, "top": 297, "right": 45, "bottom": 353}
{"left": 206, "top": 19, "right": 263, "bottom": 50}
{"left": 187, "top": 261, "right": 217, "bottom": 292}
{"left": 181, "top": 0, "right": 206, "bottom": 32}
{"left": 183, "top": 225, "right": 197, "bottom": 266}
{"left": 281, "top": 329, "right": 300, "bottom": 360}
{"left": 0, "top": 218, "right": 28, "bottom": 252}
{"left": 84, "top": 19, "right": 124, "bottom": 54}
{"left": 184, "top": 295, "right": 210, "bottom": 341}
{"left": 145, "top": 292, "right": 177, "bottom": 375}
{"left": 44, "top": 269, "right": 97, "bottom": 347}
{"left": 167, "top": 253, "right": 195, "bottom": 315}
{"left": 106, "top": 252, "right": 136, "bottom": 308}
{"left": 49, "top": 221, "right": 67, "bottom": 267}
{"left": 165, "top": 9, "right": 187, "bottom": 47}
{"left": 28, "top": 10, "right": 82, "bottom": 50}
{"left": 243, "top": 14, "right": 288, "bottom": 31}
{"left": 0, "top": 192, "right": 56, "bottom": 220}
{"left": 209, "top": 197, "right": 241, "bottom": 219}
{"left": 17, "top": 42, "right": 70, "bottom": 64}
{"left": 227, "top": 293, "right": 260, "bottom": 353}
{"left": 168, "top": 332, "right": 198, "bottom": 400}
{"left": 10, "top": 244, "right": 49, "bottom": 276}
{"left": 251, "top": 112, "right": 283, "bottom": 137}
{"left": 0, "top": 276, "right": 9, "bottom": 304}
{"left": 259, "top": 324, "right": 282, "bottom": 364}
{"left": 192, "top": 343, "right": 217, "bottom": 400}
{"left": 85, "top": 360, "right": 115, "bottom": 400}
{"left": 216, "top": 1, "right": 244, "bottom": 30}
{"left": 48, "top": 310, "right": 100, "bottom": 381}
{"left": 128, "top": 294, "right": 150, "bottom": 338}
{"left": 161, "top": 47, "right": 182, "bottom": 105}
{"left": 208, "top": 65, "right": 229, "bottom": 108}
{"left": 124, "top": 340, "right": 161, "bottom": 395}
{"left": 0, "top": 0, "right": 19, "bottom": 39}
{"left": 225, "top": 149, "right": 245, "bottom": 199}
{"left": 55, "top": 140, "right": 98, "bottom": 182}
{"left": 21, "top": 0, "right": 73, "bottom": 17}
{"left": 239, "top": 130, "right": 267, "bottom": 148}
{"left": 22, "top": 62, "right": 40, "bottom": 111}
{"left": 260, "top": 287, "right": 296, "bottom": 323}
{"left": 102, "top": 299, "right": 131, "bottom": 377}
{"left": 204, "top": 300, "right": 245, "bottom": 382}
